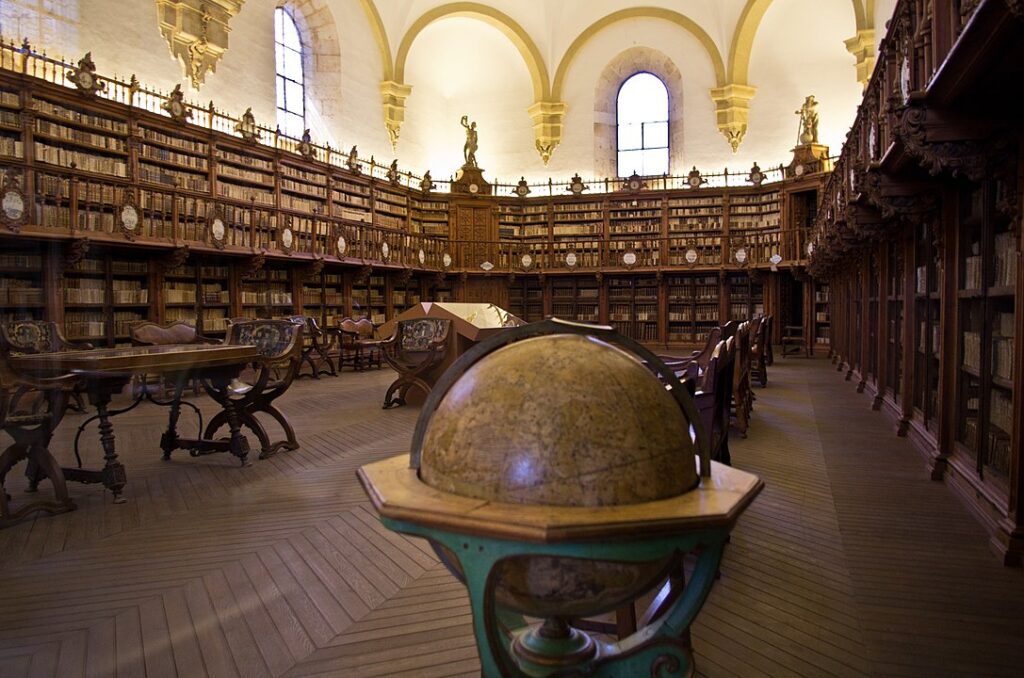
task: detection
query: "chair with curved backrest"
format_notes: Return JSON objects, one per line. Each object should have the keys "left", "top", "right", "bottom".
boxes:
{"left": 202, "top": 319, "right": 304, "bottom": 459}
{"left": 130, "top": 320, "right": 219, "bottom": 397}
{"left": 287, "top": 315, "right": 338, "bottom": 379}
{"left": 379, "top": 318, "right": 452, "bottom": 409}
{"left": 1, "top": 320, "right": 92, "bottom": 412}
{"left": 693, "top": 337, "right": 735, "bottom": 466}
{"left": 338, "top": 317, "right": 382, "bottom": 371}
{"left": 0, "top": 328, "right": 79, "bottom": 526}
{"left": 658, "top": 326, "right": 722, "bottom": 381}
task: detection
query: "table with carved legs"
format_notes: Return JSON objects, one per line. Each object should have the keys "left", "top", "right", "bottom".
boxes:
{"left": 11, "top": 344, "right": 260, "bottom": 504}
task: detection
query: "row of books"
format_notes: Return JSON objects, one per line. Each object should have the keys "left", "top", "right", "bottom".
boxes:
{"left": 0, "top": 286, "right": 44, "bottom": 305}
{"left": 141, "top": 127, "right": 208, "bottom": 155}
{"left": 35, "top": 142, "right": 128, "bottom": 177}
{"left": 280, "top": 178, "right": 328, "bottom": 197}
{"left": 0, "top": 252, "right": 42, "bottom": 268}
{"left": 36, "top": 119, "right": 127, "bottom": 152}
{"left": 0, "top": 136, "right": 23, "bottom": 158}
{"left": 140, "top": 144, "right": 208, "bottom": 170}
{"left": 216, "top": 148, "right": 273, "bottom": 171}
{"left": 217, "top": 182, "right": 275, "bottom": 205}
{"left": 33, "top": 98, "right": 128, "bottom": 134}
{"left": 64, "top": 312, "right": 107, "bottom": 339}
{"left": 113, "top": 311, "right": 145, "bottom": 336}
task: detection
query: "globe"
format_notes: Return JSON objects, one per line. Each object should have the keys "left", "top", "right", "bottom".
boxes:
{"left": 418, "top": 333, "right": 700, "bottom": 617}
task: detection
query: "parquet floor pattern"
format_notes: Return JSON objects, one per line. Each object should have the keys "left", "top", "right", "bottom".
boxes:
{"left": 1, "top": 360, "right": 1022, "bottom": 677}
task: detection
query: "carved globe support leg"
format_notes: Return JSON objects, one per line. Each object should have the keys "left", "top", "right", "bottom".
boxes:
{"left": 382, "top": 517, "right": 727, "bottom": 677}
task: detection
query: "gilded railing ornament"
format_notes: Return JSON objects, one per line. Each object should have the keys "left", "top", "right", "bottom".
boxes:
{"left": 298, "top": 129, "right": 314, "bottom": 160}
{"left": 67, "top": 52, "right": 105, "bottom": 97}
{"left": 233, "top": 107, "right": 260, "bottom": 143}
{"left": 162, "top": 84, "right": 193, "bottom": 123}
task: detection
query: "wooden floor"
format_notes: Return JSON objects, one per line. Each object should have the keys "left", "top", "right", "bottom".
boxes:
{"left": 1, "top": 359, "right": 1022, "bottom": 677}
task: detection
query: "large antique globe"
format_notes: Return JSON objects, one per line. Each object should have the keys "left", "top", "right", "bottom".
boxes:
{"left": 419, "top": 333, "right": 700, "bottom": 617}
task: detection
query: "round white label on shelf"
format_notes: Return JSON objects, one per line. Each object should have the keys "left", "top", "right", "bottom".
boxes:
{"left": 565, "top": 252, "right": 577, "bottom": 267}
{"left": 418, "top": 248, "right": 426, "bottom": 265}
{"left": 336, "top": 235, "right": 347, "bottom": 255}
{"left": 623, "top": 251, "right": 637, "bottom": 266}
{"left": 685, "top": 248, "right": 698, "bottom": 264}
{"left": 120, "top": 204, "right": 138, "bottom": 231}
{"left": 806, "top": 241, "right": 815, "bottom": 256}
{"left": 443, "top": 252, "right": 452, "bottom": 268}
{"left": 735, "top": 247, "right": 748, "bottom": 264}
{"left": 521, "top": 253, "right": 533, "bottom": 269}
{"left": 381, "top": 241, "right": 390, "bottom": 259}
{"left": 480, "top": 261, "right": 494, "bottom": 271}
{"left": 211, "top": 218, "right": 226, "bottom": 241}
{"left": 281, "top": 228, "right": 294, "bottom": 249}
{"left": 3, "top": 190, "right": 25, "bottom": 221}
{"left": 769, "top": 253, "right": 783, "bottom": 266}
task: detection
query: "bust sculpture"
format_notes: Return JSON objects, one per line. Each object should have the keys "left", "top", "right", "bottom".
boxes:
{"left": 461, "top": 115, "right": 478, "bottom": 168}
{"left": 797, "top": 95, "right": 819, "bottom": 145}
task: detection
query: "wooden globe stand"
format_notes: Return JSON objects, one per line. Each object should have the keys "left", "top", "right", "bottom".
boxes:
{"left": 358, "top": 320, "right": 763, "bottom": 677}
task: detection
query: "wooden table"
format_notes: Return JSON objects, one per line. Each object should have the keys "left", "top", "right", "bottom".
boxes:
{"left": 10, "top": 344, "right": 261, "bottom": 503}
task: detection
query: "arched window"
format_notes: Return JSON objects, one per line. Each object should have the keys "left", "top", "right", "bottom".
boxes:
{"left": 275, "top": 7, "right": 305, "bottom": 137}
{"left": 617, "top": 72, "right": 669, "bottom": 177}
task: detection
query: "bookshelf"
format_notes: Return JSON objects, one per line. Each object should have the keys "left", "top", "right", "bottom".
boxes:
{"left": 324, "top": 272, "right": 346, "bottom": 327}
{"left": 912, "top": 222, "right": 941, "bottom": 431}
{"left": 886, "top": 242, "right": 904, "bottom": 401}
{"left": 0, "top": 242, "right": 44, "bottom": 325}
{"left": 279, "top": 159, "right": 328, "bottom": 216}
{"left": 332, "top": 176, "right": 372, "bottom": 224}
{"left": 240, "top": 262, "right": 293, "bottom": 318}
{"left": 552, "top": 200, "right": 604, "bottom": 240}
{"left": 955, "top": 181, "right": 1016, "bottom": 489}
{"left": 813, "top": 282, "right": 830, "bottom": 349}
{"left": 31, "top": 95, "right": 128, "bottom": 178}
{"left": 197, "top": 260, "right": 231, "bottom": 335}
{"left": 214, "top": 143, "right": 275, "bottom": 207}
{"left": 162, "top": 261, "right": 199, "bottom": 330}
{"left": 425, "top": 277, "right": 453, "bottom": 304}
{"left": 508, "top": 277, "right": 544, "bottom": 322}
{"left": 727, "top": 273, "right": 765, "bottom": 323}
{"left": 372, "top": 184, "right": 409, "bottom": 231}
{"left": 497, "top": 203, "right": 522, "bottom": 240}
{"left": 352, "top": 274, "right": 386, "bottom": 324}
{"left": 391, "top": 275, "right": 422, "bottom": 316}
{"left": 137, "top": 122, "right": 210, "bottom": 195}
{"left": 607, "top": 276, "right": 659, "bottom": 342}
{"left": 63, "top": 252, "right": 109, "bottom": 344}
{"left": 411, "top": 197, "right": 449, "bottom": 237}
{"left": 608, "top": 198, "right": 661, "bottom": 238}
{"left": 0, "top": 84, "right": 23, "bottom": 160}
{"left": 550, "top": 276, "right": 599, "bottom": 323}
{"left": 110, "top": 256, "right": 150, "bottom": 343}
{"left": 728, "top": 190, "right": 782, "bottom": 232}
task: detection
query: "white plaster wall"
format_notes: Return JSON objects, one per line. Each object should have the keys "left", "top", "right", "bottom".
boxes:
{"left": 553, "top": 17, "right": 721, "bottom": 181}
{"left": 400, "top": 17, "right": 536, "bottom": 181}
{"left": 741, "top": 0, "right": 862, "bottom": 169}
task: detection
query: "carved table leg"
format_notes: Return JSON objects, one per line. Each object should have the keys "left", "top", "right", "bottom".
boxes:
{"left": 160, "top": 376, "right": 188, "bottom": 460}
{"left": 90, "top": 387, "right": 128, "bottom": 504}
{"left": 206, "top": 371, "right": 251, "bottom": 466}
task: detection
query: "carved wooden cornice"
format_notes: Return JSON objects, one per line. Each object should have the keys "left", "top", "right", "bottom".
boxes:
{"left": 353, "top": 264, "right": 373, "bottom": 285}
{"left": 63, "top": 238, "right": 91, "bottom": 269}
{"left": 242, "top": 250, "right": 266, "bottom": 278}
{"left": 862, "top": 169, "right": 938, "bottom": 227}
{"left": 893, "top": 103, "right": 999, "bottom": 181}
{"left": 300, "top": 258, "right": 325, "bottom": 281}
{"left": 156, "top": 1, "right": 245, "bottom": 90}
{"left": 159, "top": 245, "right": 191, "bottom": 272}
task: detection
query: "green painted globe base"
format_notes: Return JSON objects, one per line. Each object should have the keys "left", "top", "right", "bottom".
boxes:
{"left": 511, "top": 617, "right": 597, "bottom": 675}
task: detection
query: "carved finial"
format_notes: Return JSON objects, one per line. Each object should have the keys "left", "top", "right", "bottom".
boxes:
{"left": 420, "top": 170, "right": 434, "bottom": 193}
{"left": 387, "top": 159, "right": 400, "bottom": 185}
{"left": 747, "top": 162, "right": 765, "bottom": 186}
{"left": 347, "top": 145, "right": 361, "bottom": 174}
{"left": 233, "top": 107, "right": 259, "bottom": 142}
{"left": 67, "top": 51, "right": 105, "bottom": 96}
{"left": 298, "top": 128, "right": 314, "bottom": 160}
{"left": 162, "top": 84, "right": 193, "bottom": 123}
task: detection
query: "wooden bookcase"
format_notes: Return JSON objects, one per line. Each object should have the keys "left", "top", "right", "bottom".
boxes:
{"left": 0, "top": 240, "right": 44, "bottom": 325}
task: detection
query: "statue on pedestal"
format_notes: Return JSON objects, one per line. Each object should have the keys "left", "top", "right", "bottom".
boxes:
{"left": 461, "top": 115, "right": 478, "bottom": 168}
{"left": 796, "top": 95, "right": 819, "bottom": 145}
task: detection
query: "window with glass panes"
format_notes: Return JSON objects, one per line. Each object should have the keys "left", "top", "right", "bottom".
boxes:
{"left": 617, "top": 72, "right": 669, "bottom": 178}
{"left": 275, "top": 8, "right": 305, "bottom": 138}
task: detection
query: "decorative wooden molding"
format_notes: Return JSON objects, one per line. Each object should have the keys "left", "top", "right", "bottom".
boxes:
{"left": 893, "top": 103, "right": 996, "bottom": 182}
{"left": 156, "top": 0, "right": 245, "bottom": 90}
{"left": 395, "top": 267, "right": 413, "bottom": 286}
{"left": 298, "top": 129, "right": 314, "bottom": 160}
{"left": 233, "top": 107, "right": 260, "bottom": 143}
{"left": 161, "top": 84, "right": 193, "bottom": 123}
{"left": 63, "top": 238, "right": 91, "bottom": 269}
{"left": 354, "top": 264, "right": 372, "bottom": 285}
{"left": 1, "top": 169, "right": 28, "bottom": 233}
{"left": 118, "top": 191, "right": 140, "bottom": 241}
{"left": 300, "top": 257, "right": 325, "bottom": 281}
{"left": 242, "top": 250, "right": 266, "bottom": 278}
{"left": 66, "top": 52, "right": 106, "bottom": 97}
{"left": 160, "top": 245, "right": 191, "bottom": 272}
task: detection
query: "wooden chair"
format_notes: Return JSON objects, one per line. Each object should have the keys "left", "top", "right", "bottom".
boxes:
{"left": 287, "top": 315, "right": 338, "bottom": 379}
{"left": 658, "top": 327, "right": 722, "bottom": 380}
{"left": 202, "top": 319, "right": 304, "bottom": 459}
{"left": 379, "top": 318, "right": 452, "bottom": 408}
{"left": 731, "top": 321, "right": 753, "bottom": 438}
{"left": 130, "top": 320, "right": 219, "bottom": 398}
{"left": 338, "top": 317, "right": 383, "bottom": 371}
{"left": 750, "top": 315, "right": 771, "bottom": 387}
{"left": 693, "top": 337, "right": 735, "bottom": 466}
{"left": 0, "top": 333, "right": 78, "bottom": 527}
{"left": 1, "top": 320, "right": 92, "bottom": 412}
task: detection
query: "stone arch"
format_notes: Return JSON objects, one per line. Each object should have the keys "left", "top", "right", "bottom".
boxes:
{"left": 276, "top": 0, "right": 342, "bottom": 138}
{"left": 593, "top": 48, "right": 684, "bottom": 179}
{"left": 358, "top": 0, "right": 393, "bottom": 80}
{"left": 728, "top": 0, "right": 772, "bottom": 86}
{"left": 395, "top": 3, "right": 550, "bottom": 102}
{"left": 553, "top": 8, "right": 725, "bottom": 101}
